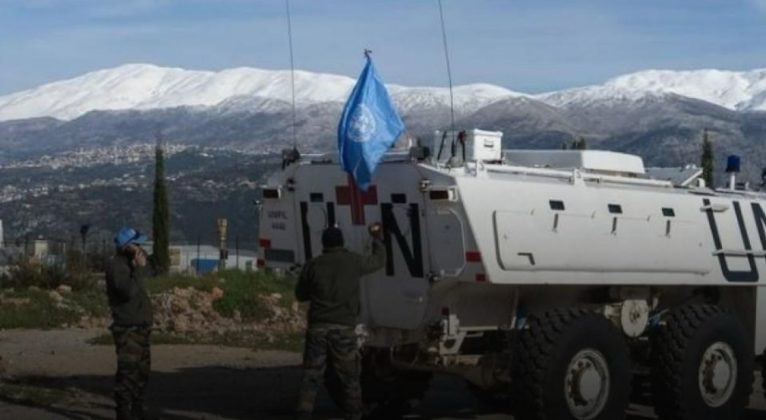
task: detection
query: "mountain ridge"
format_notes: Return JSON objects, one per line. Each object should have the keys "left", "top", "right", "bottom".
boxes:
{"left": 0, "top": 63, "right": 522, "bottom": 121}
{"left": 4, "top": 64, "right": 766, "bottom": 122}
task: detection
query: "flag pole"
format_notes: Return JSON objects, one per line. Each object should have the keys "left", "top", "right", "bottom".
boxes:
{"left": 285, "top": 0, "right": 298, "bottom": 149}
{"left": 438, "top": 0, "right": 456, "bottom": 153}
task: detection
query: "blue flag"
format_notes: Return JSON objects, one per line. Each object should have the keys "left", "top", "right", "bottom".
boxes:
{"left": 338, "top": 55, "right": 405, "bottom": 191}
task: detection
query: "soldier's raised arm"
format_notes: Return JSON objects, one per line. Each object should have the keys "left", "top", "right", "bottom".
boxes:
{"left": 358, "top": 223, "right": 385, "bottom": 275}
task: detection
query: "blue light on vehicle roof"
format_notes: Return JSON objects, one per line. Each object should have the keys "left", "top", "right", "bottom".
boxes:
{"left": 726, "top": 155, "right": 741, "bottom": 173}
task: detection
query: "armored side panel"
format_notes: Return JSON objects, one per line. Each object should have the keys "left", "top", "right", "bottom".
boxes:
{"left": 456, "top": 170, "right": 766, "bottom": 288}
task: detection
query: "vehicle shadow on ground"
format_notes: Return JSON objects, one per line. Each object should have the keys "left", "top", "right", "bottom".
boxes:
{"left": 1, "top": 366, "right": 764, "bottom": 420}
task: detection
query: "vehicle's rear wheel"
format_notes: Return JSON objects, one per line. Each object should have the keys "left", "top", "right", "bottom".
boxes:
{"left": 324, "top": 348, "right": 431, "bottom": 418}
{"left": 511, "top": 308, "right": 632, "bottom": 420}
{"left": 651, "top": 304, "right": 753, "bottom": 420}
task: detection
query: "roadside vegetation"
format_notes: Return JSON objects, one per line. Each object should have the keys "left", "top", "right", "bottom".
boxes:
{"left": 146, "top": 269, "right": 298, "bottom": 322}
{"left": 0, "top": 255, "right": 303, "bottom": 351}
{"left": 0, "top": 382, "right": 77, "bottom": 407}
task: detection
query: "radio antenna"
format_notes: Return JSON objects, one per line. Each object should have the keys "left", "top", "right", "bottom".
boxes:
{"left": 285, "top": 0, "right": 297, "bottom": 149}
{"left": 438, "top": 0, "right": 456, "bottom": 148}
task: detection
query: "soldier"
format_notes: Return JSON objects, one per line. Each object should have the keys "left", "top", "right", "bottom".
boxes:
{"left": 106, "top": 227, "right": 153, "bottom": 420}
{"left": 295, "top": 223, "right": 385, "bottom": 420}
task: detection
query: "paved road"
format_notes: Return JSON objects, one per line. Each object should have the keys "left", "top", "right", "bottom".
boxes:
{"left": 2, "top": 372, "right": 765, "bottom": 419}
{"left": 0, "top": 329, "right": 764, "bottom": 419}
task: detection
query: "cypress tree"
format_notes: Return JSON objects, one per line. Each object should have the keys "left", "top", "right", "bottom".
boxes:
{"left": 152, "top": 141, "right": 170, "bottom": 274}
{"left": 701, "top": 128, "right": 714, "bottom": 187}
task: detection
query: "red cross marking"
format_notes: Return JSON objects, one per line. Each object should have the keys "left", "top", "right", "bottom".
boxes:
{"left": 335, "top": 175, "right": 378, "bottom": 225}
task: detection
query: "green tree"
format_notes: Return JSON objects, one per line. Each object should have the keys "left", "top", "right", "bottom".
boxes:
{"left": 152, "top": 141, "right": 170, "bottom": 274}
{"left": 700, "top": 128, "right": 714, "bottom": 187}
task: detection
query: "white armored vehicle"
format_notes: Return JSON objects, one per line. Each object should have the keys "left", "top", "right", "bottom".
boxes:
{"left": 258, "top": 129, "right": 766, "bottom": 420}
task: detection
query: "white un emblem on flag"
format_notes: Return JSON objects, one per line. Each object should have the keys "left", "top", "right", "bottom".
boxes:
{"left": 347, "top": 104, "right": 376, "bottom": 143}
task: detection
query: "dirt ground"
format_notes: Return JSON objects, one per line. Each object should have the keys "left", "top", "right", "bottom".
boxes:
{"left": 0, "top": 329, "right": 764, "bottom": 420}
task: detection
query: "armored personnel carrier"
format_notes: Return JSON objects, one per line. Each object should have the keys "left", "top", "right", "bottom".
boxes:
{"left": 258, "top": 129, "right": 766, "bottom": 420}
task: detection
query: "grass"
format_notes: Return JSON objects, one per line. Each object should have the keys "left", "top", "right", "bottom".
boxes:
{"left": 89, "top": 330, "right": 304, "bottom": 352}
{"left": 212, "top": 270, "right": 297, "bottom": 321}
{"left": 0, "top": 289, "right": 107, "bottom": 329}
{"left": 87, "top": 270, "right": 303, "bottom": 352}
{"left": 88, "top": 332, "right": 196, "bottom": 346}
{"left": 148, "top": 269, "right": 298, "bottom": 321}
{"left": 0, "top": 268, "right": 304, "bottom": 352}
{"left": 144, "top": 272, "right": 221, "bottom": 294}
{"left": 0, "top": 382, "right": 75, "bottom": 407}
{"left": 202, "top": 330, "right": 305, "bottom": 352}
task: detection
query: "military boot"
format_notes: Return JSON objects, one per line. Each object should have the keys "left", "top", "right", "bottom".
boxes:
{"left": 295, "top": 411, "right": 312, "bottom": 420}
{"left": 131, "top": 401, "right": 149, "bottom": 420}
{"left": 116, "top": 406, "right": 133, "bottom": 420}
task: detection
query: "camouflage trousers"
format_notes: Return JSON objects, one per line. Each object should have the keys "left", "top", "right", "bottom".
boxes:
{"left": 297, "top": 326, "right": 362, "bottom": 420}
{"left": 111, "top": 325, "right": 151, "bottom": 415}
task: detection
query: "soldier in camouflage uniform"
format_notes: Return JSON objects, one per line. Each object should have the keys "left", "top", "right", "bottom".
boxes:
{"left": 295, "top": 223, "right": 385, "bottom": 420}
{"left": 106, "top": 227, "right": 154, "bottom": 420}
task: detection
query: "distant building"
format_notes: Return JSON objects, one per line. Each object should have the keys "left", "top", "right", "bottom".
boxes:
{"left": 26, "top": 238, "right": 50, "bottom": 259}
{"left": 169, "top": 244, "right": 258, "bottom": 274}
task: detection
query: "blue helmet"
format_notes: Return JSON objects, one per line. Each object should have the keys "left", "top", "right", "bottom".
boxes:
{"left": 114, "top": 227, "right": 147, "bottom": 248}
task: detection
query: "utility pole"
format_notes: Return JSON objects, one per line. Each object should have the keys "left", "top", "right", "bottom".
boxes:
{"left": 196, "top": 235, "right": 201, "bottom": 275}
{"left": 216, "top": 218, "right": 228, "bottom": 272}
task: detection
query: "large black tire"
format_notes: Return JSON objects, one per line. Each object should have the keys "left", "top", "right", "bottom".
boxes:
{"left": 511, "top": 308, "right": 632, "bottom": 420}
{"left": 763, "top": 349, "right": 766, "bottom": 399}
{"left": 651, "top": 304, "right": 753, "bottom": 420}
{"left": 324, "top": 349, "right": 431, "bottom": 418}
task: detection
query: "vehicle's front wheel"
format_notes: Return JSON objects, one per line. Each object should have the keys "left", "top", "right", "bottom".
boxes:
{"left": 511, "top": 308, "right": 632, "bottom": 420}
{"left": 651, "top": 304, "right": 753, "bottom": 420}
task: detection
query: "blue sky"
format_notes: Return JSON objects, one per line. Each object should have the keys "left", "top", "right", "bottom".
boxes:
{"left": 1, "top": 0, "right": 765, "bottom": 95}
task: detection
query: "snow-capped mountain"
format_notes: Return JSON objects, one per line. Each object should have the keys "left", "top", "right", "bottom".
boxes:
{"left": 2, "top": 64, "right": 766, "bottom": 123}
{"left": 2, "top": 63, "right": 766, "bottom": 122}
{"left": 0, "top": 64, "right": 355, "bottom": 121}
{"left": 0, "top": 63, "right": 521, "bottom": 121}
{"left": 539, "top": 68, "right": 766, "bottom": 111}
{"left": 2, "top": 63, "right": 766, "bottom": 183}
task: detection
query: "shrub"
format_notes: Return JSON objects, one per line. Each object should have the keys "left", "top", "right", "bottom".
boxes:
{"left": 2, "top": 259, "right": 67, "bottom": 290}
{"left": 0, "top": 251, "right": 97, "bottom": 291}
{"left": 146, "top": 269, "right": 297, "bottom": 321}
{"left": 145, "top": 272, "right": 220, "bottom": 294}
{"left": 213, "top": 270, "right": 296, "bottom": 321}
{"left": 0, "top": 288, "right": 107, "bottom": 329}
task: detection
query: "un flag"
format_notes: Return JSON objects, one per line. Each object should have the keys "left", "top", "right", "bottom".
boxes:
{"left": 338, "top": 55, "right": 405, "bottom": 191}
